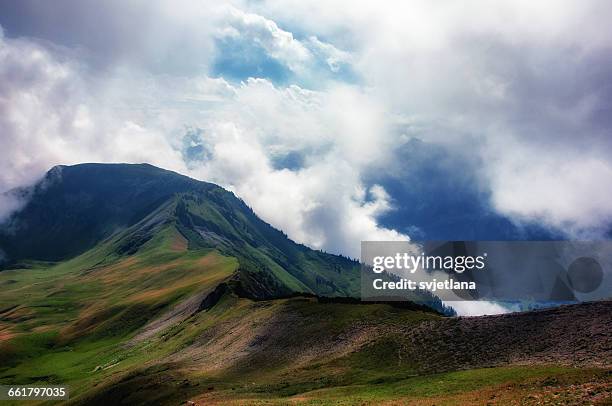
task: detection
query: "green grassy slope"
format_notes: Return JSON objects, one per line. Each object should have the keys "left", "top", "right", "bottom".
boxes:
{"left": 0, "top": 163, "right": 608, "bottom": 405}
{"left": 0, "top": 250, "right": 610, "bottom": 405}
{"left": 2, "top": 243, "right": 610, "bottom": 406}
{"left": 0, "top": 223, "right": 236, "bottom": 397}
{"left": 189, "top": 366, "right": 610, "bottom": 405}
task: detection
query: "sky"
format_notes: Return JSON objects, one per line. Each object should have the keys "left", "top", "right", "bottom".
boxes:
{"left": 1, "top": 0, "right": 612, "bottom": 279}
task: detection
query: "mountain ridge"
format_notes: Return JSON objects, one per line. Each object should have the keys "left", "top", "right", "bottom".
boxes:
{"left": 0, "top": 163, "right": 363, "bottom": 299}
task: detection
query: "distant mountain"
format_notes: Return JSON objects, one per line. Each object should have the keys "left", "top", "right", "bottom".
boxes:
{"left": 0, "top": 163, "right": 363, "bottom": 299}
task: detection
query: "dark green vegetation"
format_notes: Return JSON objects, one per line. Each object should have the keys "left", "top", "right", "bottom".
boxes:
{"left": 0, "top": 164, "right": 609, "bottom": 405}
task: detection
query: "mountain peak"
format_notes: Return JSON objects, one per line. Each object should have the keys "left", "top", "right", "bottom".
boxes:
{"left": 0, "top": 164, "right": 361, "bottom": 300}
{"left": 1, "top": 163, "right": 214, "bottom": 262}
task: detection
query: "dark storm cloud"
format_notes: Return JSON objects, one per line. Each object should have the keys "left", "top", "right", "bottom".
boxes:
{"left": 367, "top": 138, "right": 563, "bottom": 241}
{"left": 0, "top": 0, "right": 218, "bottom": 74}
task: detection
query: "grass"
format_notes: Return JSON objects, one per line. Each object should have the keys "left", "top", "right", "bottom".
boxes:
{"left": 192, "top": 366, "right": 610, "bottom": 405}
{"left": 0, "top": 224, "right": 237, "bottom": 403}
{"left": 0, "top": 223, "right": 609, "bottom": 405}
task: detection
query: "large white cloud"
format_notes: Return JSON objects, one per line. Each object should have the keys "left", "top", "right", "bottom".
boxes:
{"left": 254, "top": 0, "right": 612, "bottom": 237}
{"left": 0, "top": 25, "right": 407, "bottom": 258}
{"left": 0, "top": 27, "right": 187, "bottom": 189}
{"left": 175, "top": 78, "right": 408, "bottom": 256}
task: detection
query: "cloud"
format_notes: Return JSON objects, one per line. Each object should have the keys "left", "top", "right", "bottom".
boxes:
{"left": 212, "top": 7, "right": 354, "bottom": 84}
{"left": 196, "top": 128, "right": 406, "bottom": 255}
{"left": 218, "top": 7, "right": 311, "bottom": 74}
{"left": 0, "top": 191, "right": 26, "bottom": 224}
{"left": 0, "top": 26, "right": 405, "bottom": 257}
{"left": 488, "top": 140, "right": 612, "bottom": 237}
{"left": 304, "top": 36, "right": 352, "bottom": 73}
{"left": 255, "top": 0, "right": 612, "bottom": 237}
{"left": 185, "top": 79, "right": 408, "bottom": 256}
{"left": 450, "top": 301, "right": 516, "bottom": 317}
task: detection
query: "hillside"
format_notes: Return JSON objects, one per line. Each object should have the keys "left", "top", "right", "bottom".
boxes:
{"left": 0, "top": 163, "right": 453, "bottom": 313}
{"left": 1, "top": 251, "right": 609, "bottom": 405}
{"left": 0, "top": 163, "right": 609, "bottom": 405}
{"left": 75, "top": 299, "right": 611, "bottom": 405}
{"left": 0, "top": 163, "right": 363, "bottom": 298}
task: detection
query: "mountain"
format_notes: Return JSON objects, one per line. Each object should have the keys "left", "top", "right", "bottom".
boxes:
{"left": 0, "top": 163, "right": 608, "bottom": 405}
{"left": 0, "top": 163, "right": 452, "bottom": 313}
{"left": 1, "top": 164, "right": 208, "bottom": 262}
{"left": 0, "top": 163, "right": 363, "bottom": 299}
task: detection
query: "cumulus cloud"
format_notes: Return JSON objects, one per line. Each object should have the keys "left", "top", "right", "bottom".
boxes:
{"left": 213, "top": 6, "right": 353, "bottom": 84}
{"left": 0, "top": 24, "right": 406, "bottom": 258}
{"left": 255, "top": 0, "right": 612, "bottom": 237}
{"left": 218, "top": 7, "right": 311, "bottom": 74}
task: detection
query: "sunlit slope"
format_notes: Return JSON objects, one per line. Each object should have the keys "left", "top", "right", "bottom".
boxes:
{"left": 0, "top": 222, "right": 236, "bottom": 364}
{"left": 0, "top": 227, "right": 438, "bottom": 405}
